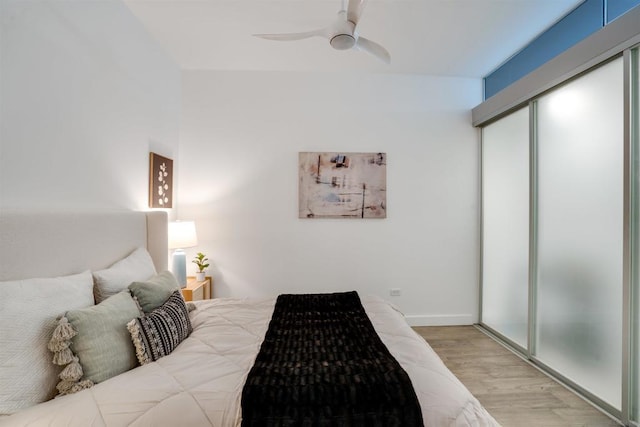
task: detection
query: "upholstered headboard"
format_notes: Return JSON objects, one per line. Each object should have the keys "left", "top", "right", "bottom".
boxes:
{"left": 0, "top": 211, "right": 168, "bottom": 281}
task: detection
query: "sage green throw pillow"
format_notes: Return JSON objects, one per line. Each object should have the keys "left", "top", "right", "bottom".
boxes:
{"left": 65, "top": 291, "right": 140, "bottom": 385}
{"left": 129, "top": 271, "right": 180, "bottom": 313}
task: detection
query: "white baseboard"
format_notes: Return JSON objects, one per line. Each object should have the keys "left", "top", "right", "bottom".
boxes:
{"left": 404, "top": 314, "right": 476, "bottom": 327}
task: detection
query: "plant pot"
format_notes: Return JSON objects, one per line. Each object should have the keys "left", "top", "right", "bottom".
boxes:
{"left": 195, "top": 272, "right": 206, "bottom": 282}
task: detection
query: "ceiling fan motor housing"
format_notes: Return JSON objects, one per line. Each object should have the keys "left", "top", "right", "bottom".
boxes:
{"left": 330, "top": 34, "right": 356, "bottom": 50}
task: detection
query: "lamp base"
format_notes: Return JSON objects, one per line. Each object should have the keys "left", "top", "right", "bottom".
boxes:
{"left": 171, "top": 249, "right": 187, "bottom": 288}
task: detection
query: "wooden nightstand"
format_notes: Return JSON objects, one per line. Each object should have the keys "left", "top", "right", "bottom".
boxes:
{"left": 181, "top": 277, "right": 212, "bottom": 301}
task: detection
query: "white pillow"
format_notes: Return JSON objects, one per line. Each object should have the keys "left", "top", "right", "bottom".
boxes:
{"left": 92, "top": 247, "right": 157, "bottom": 303}
{"left": 0, "top": 271, "right": 94, "bottom": 414}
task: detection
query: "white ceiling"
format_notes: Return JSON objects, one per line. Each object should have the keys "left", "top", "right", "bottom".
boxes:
{"left": 123, "top": 0, "right": 584, "bottom": 77}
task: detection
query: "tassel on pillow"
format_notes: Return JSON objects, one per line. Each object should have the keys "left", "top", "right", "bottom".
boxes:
{"left": 55, "top": 379, "right": 75, "bottom": 395}
{"left": 52, "top": 347, "right": 75, "bottom": 366}
{"left": 51, "top": 317, "right": 77, "bottom": 341}
{"left": 49, "top": 316, "right": 94, "bottom": 397}
{"left": 50, "top": 316, "right": 77, "bottom": 364}
{"left": 48, "top": 317, "right": 76, "bottom": 353}
{"left": 56, "top": 379, "right": 94, "bottom": 396}
{"left": 66, "top": 380, "right": 94, "bottom": 395}
{"left": 59, "top": 357, "right": 83, "bottom": 382}
{"left": 127, "top": 319, "right": 151, "bottom": 365}
{"left": 47, "top": 337, "right": 70, "bottom": 353}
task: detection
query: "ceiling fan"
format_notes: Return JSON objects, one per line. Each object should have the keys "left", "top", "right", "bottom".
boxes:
{"left": 253, "top": 0, "right": 391, "bottom": 64}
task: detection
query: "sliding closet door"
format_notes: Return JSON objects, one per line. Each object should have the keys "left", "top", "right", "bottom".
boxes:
{"left": 482, "top": 107, "right": 529, "bottom": 348}
{"left": 535, "top": 57, "right": 624, "bottom": 409}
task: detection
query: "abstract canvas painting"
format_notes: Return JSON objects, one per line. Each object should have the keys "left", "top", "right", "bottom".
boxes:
{"left": 149, "top": 152, "right": 173, "bottom": 208}
{"left": 299, "top": 152, "right": 386, "bottom": 219}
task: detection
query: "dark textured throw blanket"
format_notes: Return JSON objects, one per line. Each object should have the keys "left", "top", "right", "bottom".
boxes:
{"left": 241, "top": 291, "right": 423, "bottom": 427}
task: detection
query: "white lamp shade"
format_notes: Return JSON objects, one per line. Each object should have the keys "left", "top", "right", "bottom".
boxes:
{"left": 168, "top": 221, "right": 198, "bottom": 249}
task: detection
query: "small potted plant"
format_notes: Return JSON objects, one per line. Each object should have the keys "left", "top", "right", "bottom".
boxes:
{"left": 192, "top": 252, "right": 209, "bottom": 281}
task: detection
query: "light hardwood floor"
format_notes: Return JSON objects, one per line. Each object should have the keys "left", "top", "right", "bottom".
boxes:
{"left": 413, "top": 326, "right": 622, "bottom": 427}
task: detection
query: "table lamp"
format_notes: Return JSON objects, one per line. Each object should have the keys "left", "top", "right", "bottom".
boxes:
{"left": 168, "top": 220, "right": 198, "bottom": 288}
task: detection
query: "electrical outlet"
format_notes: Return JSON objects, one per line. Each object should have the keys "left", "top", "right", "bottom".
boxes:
{"left": 390, "top": 288, "right": 401, "bottom": 296}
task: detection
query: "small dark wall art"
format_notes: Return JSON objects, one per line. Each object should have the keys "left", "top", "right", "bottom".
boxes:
{"left": 149, "top": 152, "right": 173, "bottom": 208}
{"left": 299, "top": 152, "right": 387, "bottom": 219}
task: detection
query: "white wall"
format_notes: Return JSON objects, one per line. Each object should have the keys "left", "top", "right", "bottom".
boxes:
{"left": 179, "top": 70, "right": 481, "bottom": 325}
{"left": 0, "top": 1, "right": 180, "bottom": 211}
{"left": 1, "top": 0, "right": 482, "bottom": 324}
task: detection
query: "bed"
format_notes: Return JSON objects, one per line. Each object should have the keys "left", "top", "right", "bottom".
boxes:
{"left": 0, "top": 211, "right": 499, "bottom": 426}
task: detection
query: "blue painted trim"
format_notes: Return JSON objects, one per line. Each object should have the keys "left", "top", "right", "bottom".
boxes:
{"left": 607, "top": 0, "right": 640, "bottom": 22}
{"left": 484, "top": 0, "right": 640, "bottom": 99}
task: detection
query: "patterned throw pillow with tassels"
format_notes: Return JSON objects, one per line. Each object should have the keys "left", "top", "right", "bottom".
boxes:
{"left": 127, "top": 290, "right": 192, "bottom": 365}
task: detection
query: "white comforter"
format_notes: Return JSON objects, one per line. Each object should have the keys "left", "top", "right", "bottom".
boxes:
{"left": 1, "top": 296, "right": 499, "bottom": 426}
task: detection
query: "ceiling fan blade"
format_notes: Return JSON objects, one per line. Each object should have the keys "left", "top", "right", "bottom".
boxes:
{"left": 347, "top": 0, "right": 368, "bottom": 26}
{"left": 355, "top": 36, "right": 390, "bottom": 64}
{"left": 253, "top": 28, "right": 327, "bottom": 41}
